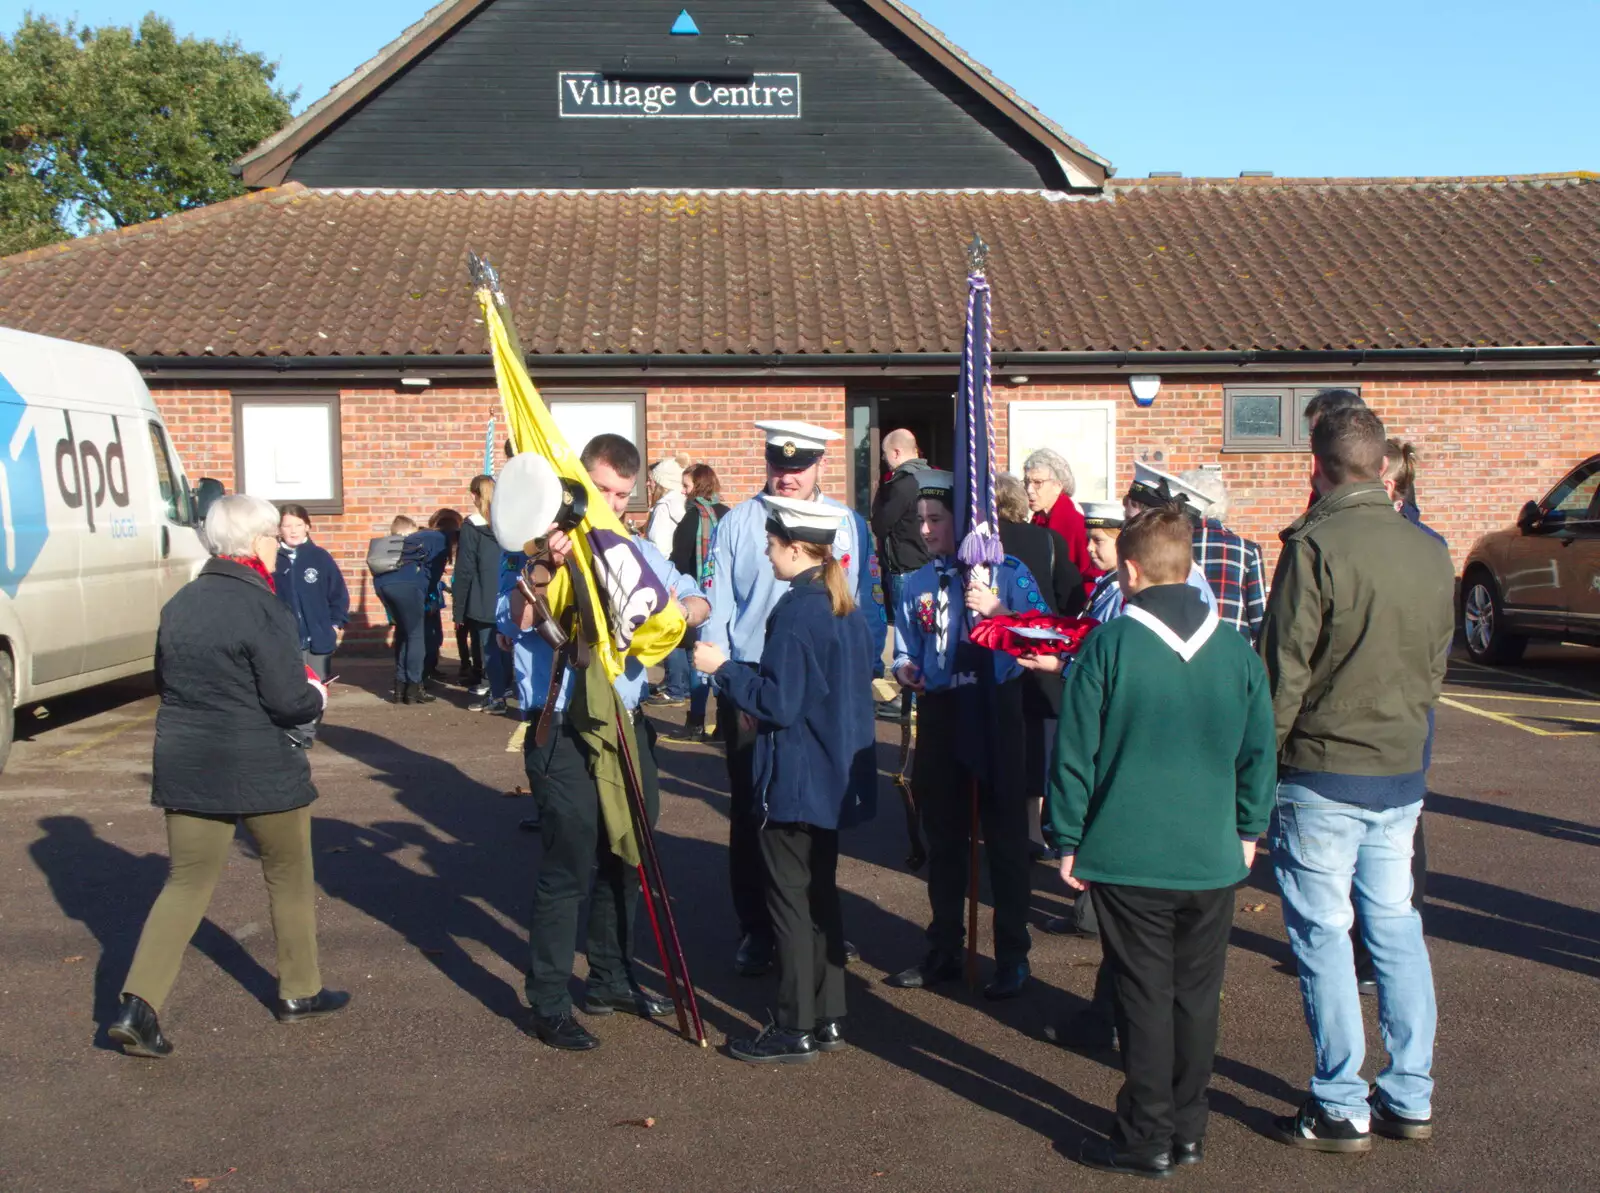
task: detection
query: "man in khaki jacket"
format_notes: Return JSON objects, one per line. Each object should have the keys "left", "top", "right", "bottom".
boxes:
{"left": 1258, "top": 405, "right": 1454, "bottom": 1154}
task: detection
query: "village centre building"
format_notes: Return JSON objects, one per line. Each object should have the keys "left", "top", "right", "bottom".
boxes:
{"left": 1, "top": 0, "right": 1596, "bottom": 642}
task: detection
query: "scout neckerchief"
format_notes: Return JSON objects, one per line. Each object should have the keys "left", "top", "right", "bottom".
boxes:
{"left": 691, "top": 495, "right": 720, "bottom": 583}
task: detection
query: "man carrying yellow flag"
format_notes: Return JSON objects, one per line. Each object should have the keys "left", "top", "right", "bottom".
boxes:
{"left": 480, "top": 281, "right": 709, "bottom": 1052}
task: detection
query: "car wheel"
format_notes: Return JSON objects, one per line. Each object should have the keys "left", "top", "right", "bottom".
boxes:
{"left": 0, "top": 652, "right": 12, "bottom": 775}
{"left": 1461, "top": 572, "right": 1527, "bottom": 665}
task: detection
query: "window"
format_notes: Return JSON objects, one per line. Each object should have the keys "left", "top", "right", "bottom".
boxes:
{"left": 146, "top": 421, "right": 193, "bottom": 525}
{"left": 232, "top": 394, "right": 343, "bottom": 515}
{"left": 1222, "top": 386, "right": 1361, "bottom": 452}
{"left": 544, "top": 390, "right": 648, "bottom": 510}
{"left": 1542, "top": 462, "right": 1600, "bottom": 525}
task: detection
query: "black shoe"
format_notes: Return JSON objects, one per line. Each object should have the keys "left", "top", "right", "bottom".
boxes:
{"left": 983, "top": 961, "right": 1030, "bottom": 1001}
{"left": 1076, "top": 1138, "right": 1174, "bottom": 1180}
{"left": 885, "top": 951, "right": 963, "bottom": 989}
{"left": 1172, "top": 1140, "right": 1203, "bottom": 1167}
{"left": 582, "top": 988, "right": 672, "bottom": 1018}
{"left": 518, "top": 816, "right": 541, "bottom": 833}
{"left": 1271, "top": 1098, "right": 1373, "bottom": 1153}
{"left": 1044, "top": 1009, "right": 1118, "bottom": 1054}
{"left": 531, "top": 1011, "right": 601, "bottom": 1051}
{"left": 274, "top": 988, "right": 351, "bottom": 1023}
{"left": 1028, "top": 840, "right": 1061, "bottom": 863}
{"left": 403, "top": 683, "right": 437, "bottom": 705}
{"left": 814, "top": 1018, "right": 848, "bottom": 1052}
{"left": 735, "top": 933, "right": 775, "bottom": 977}
{"left": 844, "top": 940, "right": 860, "bottom": 964}
{"left": 643, "top": 692, "right": 688, "bottom": 708}
{"left": 1369, "top": 1090, "right": 1433, "bottom": 1140}
{"left": 107, "top": 994, "right": 172, "bottom": 1058}
{"left": 664, "top": 723, "right": 711, "bottom": 743}
{"left": 728, "top": 1023, "right": 819, "bottom": 1065}
{"left": 1042, "top": 914, "right": 1097, "bottom": 939}
{"left": 469, "top": 696, "right": 507, "bottom": 713}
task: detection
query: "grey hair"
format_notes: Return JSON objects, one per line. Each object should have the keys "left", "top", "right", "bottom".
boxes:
{"left": 1179, "top": 469, "right": 1229, "bottom": 520}
{"left": 1022, "top": 447, "right": 1076, "bottom": 497}
{"left": 203, "top": 494, "right": 281, "bottom": 557}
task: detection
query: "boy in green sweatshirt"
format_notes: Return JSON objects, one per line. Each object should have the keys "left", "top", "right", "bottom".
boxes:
{"left": 1047, "top": 506, "right": 1277, "bottom": 1180}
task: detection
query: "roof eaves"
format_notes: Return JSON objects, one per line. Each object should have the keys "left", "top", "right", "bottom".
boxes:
{"left": 1110, "top": 171, "right": 1598, "bottom": 190}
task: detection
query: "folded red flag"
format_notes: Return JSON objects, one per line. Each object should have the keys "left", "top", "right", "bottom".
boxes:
{"left": 970, "top": 610, "right": 1100, "bottom": 658}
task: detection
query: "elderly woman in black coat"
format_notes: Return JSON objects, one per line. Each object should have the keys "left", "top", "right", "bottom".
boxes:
{"left": 108, "top": 495, "right": 350, "bottom": 1059}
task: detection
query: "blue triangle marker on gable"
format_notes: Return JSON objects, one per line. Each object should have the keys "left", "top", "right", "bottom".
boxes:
{"left": 671, "top": 9, "right": 700, "bottom": 35}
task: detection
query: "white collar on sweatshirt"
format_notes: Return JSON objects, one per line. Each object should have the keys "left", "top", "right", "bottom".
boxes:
{"left": 1122, "top": 604, "right": 1221, "bottom": 663}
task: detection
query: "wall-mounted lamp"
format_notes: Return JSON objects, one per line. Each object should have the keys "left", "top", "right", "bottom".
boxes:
{"left": 400, "top": 375, "right": 432, "bottom": 389}
{"left": 1129, "top": 374, "right": 1161, "bottom": 407}
{"left": 1005, "top": 374, "right": 1030, "bottom": 386}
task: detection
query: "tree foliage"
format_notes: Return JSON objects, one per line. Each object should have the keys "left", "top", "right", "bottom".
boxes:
{"left": 0, "top": 12, "right": 295, "bottom": 256}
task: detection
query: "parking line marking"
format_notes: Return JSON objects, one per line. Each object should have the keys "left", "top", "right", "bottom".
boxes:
{"left": 1453, "top": 659, "right": 1600, "bottom": 700}
{"left": 1443, "top": 692, "right": 1600, "bottom": 706}
{"left": 56, "top": 709, "right": 159, "bottom": 759}
{"left": 1436, "top": 695, "right": 1563, "bottom": 737}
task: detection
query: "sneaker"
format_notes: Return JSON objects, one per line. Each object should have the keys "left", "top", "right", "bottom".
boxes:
{"left": 469, "top": 682, "right": 490, "bottom": 697}
{"left": 664, "top": 723, "right": 712, "bottom": 744}
{"left": 469, "top": 696, "right": 507, "bottom": 714}
{"left": 643, "top": 692, "right": 688, "bottom": 707}
{"left": 1271, "top": 1098, "right": 1372, "bottom": 1153}
{"left": 1369, "top": 1090, "right": 1433, "bottom": 1140}
{"left": 874, "top": 699, "right": 905, "bottom": 722}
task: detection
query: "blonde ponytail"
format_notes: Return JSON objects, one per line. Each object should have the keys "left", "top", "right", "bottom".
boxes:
{"left": 798, "top": 541, "right": 855, "bottom": 617}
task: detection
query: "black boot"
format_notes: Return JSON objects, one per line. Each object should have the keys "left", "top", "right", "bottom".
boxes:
{"left": 734, "top": 933, "right": 775, "bottom": 977}
{"left": 885, "top": 950, "right": 963, "bottom": 989}
{"left": 274, "top": 988, "right": 352, "bottom": 1023}
{"left": 108, "top": 994, "right": 172, "bottom": 1058}
{"left": 728, "top": 1023, "right": 819, "bottom": 1065}
{"left": 404, "top": 683, "right": 436, "bottom": 705}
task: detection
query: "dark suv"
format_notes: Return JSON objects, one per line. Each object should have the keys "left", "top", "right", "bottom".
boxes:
{"left": 1459, "top": 454, "right": 1600, "bottom": 663}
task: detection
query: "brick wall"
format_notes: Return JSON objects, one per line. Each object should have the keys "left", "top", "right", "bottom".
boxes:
{"left": 152, "top": 371, "right": 1599, "bottom": 645}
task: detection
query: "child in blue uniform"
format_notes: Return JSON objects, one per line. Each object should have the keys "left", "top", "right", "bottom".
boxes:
{"left": 886, "top": 471, "right": 1050, "bottom": 1000}
{"left": 694, "top": 495, "right": 877, "bottom": 1064}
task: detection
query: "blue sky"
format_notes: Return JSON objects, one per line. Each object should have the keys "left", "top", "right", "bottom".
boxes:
{"left": 10, "top": 0, "right": 1597, "bottom": 178}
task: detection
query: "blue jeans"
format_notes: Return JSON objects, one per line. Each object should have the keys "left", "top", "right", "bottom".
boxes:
{"left": 662, "top": 645, "right": 693, "bottom": 700}
{"left": 1270, "top": 783, "right": 1436, "bottom": 1122}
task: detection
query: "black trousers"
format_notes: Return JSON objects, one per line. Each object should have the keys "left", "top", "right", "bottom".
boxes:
{"left": 914, "top": 683, "right": 1031, "bottom": 966}
{"left": 720, "top": 679, "right": 770, "bottom": 942}
{"left": 523, "top": 710, "right": 660, "bottom": 1017}
{"left": 760, "top": 823, "right": 846, "bottom": 1031}
{"left": 377, "top": 583, "right": 427, "bottom": 686}
{"left": 1352, "top": 813, "right": 1428, "bottom": 975}
{"left": 1091, "top": 883, "right": 1235, "bottom": 1160}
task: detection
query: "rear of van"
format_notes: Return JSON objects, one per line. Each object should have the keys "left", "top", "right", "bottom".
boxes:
{"left": 0, "top": 327, "right": 210, "bottom": 770}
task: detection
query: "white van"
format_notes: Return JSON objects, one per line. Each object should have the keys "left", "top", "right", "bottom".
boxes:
{"left": 0, "top": 327, "right": 212, "bottom": 770}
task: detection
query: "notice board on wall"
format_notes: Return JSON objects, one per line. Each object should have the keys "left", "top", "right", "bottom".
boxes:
{"left": 1007, "top": 401, "right": 1118, "bottom": 503}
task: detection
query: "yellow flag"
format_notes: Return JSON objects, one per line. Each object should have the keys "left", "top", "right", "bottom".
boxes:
{"left": 479, "top": 292, "right": 686, "bottom": 683}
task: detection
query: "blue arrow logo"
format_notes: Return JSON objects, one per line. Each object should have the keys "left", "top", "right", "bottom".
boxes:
{"left": 671, "top": 9, "right": 700, "bottom": 35}
{"left": 0, "top": 371, "right": 50, "bottom": 598}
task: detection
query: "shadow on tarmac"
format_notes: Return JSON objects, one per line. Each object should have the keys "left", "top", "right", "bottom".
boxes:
{"left": 1427, "top": 790, "right": 1599, "bottom": 847}
{"left": 28, "top": 816, "right": 279, "bottom": 1045}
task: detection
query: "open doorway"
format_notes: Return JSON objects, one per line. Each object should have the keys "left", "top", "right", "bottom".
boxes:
{"left": 844, "top": 390, "right": 955, "bottom": 517}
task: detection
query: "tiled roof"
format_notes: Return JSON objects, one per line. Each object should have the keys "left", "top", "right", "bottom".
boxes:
{"left": 1, "top": 175, "right": 1595, "bottom": 358}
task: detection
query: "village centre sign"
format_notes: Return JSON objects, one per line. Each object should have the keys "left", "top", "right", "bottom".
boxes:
{"left": 559, "top": 72, "right": 802, "bottom": 118}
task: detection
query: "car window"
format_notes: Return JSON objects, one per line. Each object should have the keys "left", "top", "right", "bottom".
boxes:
{"left": 146, "top": 422, "right": 193, "bottom": 525}
{"left": 1542, "top": 462, "right": 1600, "bottom": 526}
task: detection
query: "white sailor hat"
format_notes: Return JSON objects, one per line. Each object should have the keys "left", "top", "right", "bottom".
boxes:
{"left": 917, "top": 469, "right": 955, "bottom": 502}
{"left": 763, "top": 494, "right": 848, "bottom": 545}
{"left": 1127, "top": 460, "right": 1206, "bottom": 518}
{"left": 755, "top": 420, "right": 842, "bottom": 471}
{"left": 1082, "top": 501, "right": 1125, "bottom": 530}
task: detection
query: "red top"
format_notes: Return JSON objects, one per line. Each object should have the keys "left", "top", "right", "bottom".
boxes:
{"left": 1032, "top": 492, "right": 1100, "bottom": 596}
{"left": 221, "top": 554, "right": 276, "bottom": 592}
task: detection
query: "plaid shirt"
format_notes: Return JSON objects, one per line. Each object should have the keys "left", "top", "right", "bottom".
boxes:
{"left": 1193, "top": 519, "right": 1267, "bottom": 643}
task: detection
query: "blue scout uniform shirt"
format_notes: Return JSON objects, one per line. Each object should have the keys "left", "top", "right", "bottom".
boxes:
{"left": 702, "top": 491, "right": 886, "bottom": 665}
{"left": 1088, "top": 561, "right": 1218, "bottom": 623}
{"left": 892, "top": 555, "right": 1049, "bottom": 689}
{"left": 496, "top": 538, "right": 703, "bottom": 713}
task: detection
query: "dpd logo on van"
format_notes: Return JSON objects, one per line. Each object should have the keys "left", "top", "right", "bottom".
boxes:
{"left": 0, "top": 372, "right": 50, "bottom": 598}
{"left": 55, "top": 410, "right": 130, "bottom": 532}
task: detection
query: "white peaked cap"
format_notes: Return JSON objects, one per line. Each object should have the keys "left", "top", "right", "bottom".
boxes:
{"left": 1129, "top": 460, "right": 1211, "bottom": 512}
{"left": 754, "top": 420, "right": 843, "bottom": 449}
{"left": 762, "top": 494, "right": 848, "bottom": 544}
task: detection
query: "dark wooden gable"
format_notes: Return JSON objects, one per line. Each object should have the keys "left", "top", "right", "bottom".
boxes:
{"left": 275, "top": 0, "right": 1088, "bottom": 190}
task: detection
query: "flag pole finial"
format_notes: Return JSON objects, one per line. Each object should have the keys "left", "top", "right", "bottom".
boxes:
{"left": 967, "top": 234, "right": 989, "bottom": 276}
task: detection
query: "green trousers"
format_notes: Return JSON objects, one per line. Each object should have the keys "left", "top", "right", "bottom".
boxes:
{"left": 123, "top": 806, "right": 322, "bottom": 1011}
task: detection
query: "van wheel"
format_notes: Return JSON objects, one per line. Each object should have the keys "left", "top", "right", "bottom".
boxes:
{"left": 0, "top": 653, "right": 12, "bottom": 774}
{"left": 1461, "top": 571, "right": 1527, "bottom": 665}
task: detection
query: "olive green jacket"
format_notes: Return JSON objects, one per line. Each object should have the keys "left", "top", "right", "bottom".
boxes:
{"left": 1258, "top": 482, "right": 1455, "bottom": 776}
